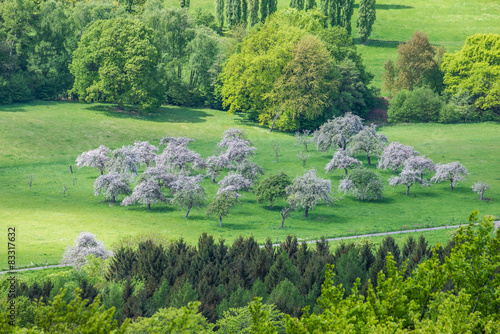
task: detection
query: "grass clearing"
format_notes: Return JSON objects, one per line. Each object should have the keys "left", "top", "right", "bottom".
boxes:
{"left": 1, "top": 101, "right": 498, "bottom": 269}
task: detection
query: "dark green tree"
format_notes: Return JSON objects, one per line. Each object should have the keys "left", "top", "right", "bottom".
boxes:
{"left": 264, "top": 251, "right": 300, "bottom": 293}
{"left": 268, "top": 279, "right": 304, "bottom": 317}
{"left": 356, "top": 0, "right": 376, "bottom": 44}
{"left": 255, "top": 171, "right": 291, "bottom": 209}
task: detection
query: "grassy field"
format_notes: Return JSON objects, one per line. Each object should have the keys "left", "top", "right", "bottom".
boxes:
{"left": 163, "top": 0, "right": 500, "bottom": 94}
{"left": 1, "top": 101, "right": 498, "bottom": 270}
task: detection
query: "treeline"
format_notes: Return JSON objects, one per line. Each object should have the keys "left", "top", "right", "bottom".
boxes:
{"left": 2, "top": 212, "right": 499, "bottom": 332}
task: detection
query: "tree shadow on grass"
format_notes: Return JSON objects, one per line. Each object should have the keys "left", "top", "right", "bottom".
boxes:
{"left": 84, "top": 104, "right": 213, "bottom": 123}
{"left": 125, "top": 205, "right": 176, "bottom": 213}
{"left": 353, "top": 4, "right": 413, "bottom": 10}
{"left": 215, "top": 221, "right": 255, "bottom": 230}
{"left": 355, "top": 39, "right": 402, "bottom": 49}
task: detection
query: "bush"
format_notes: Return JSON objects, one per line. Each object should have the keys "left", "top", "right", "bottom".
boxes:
{"left": 439, "top": 104, "right": 463, "bottom": 123}
{"left": 388, "top": 87, "right": 443, "bottom": 123}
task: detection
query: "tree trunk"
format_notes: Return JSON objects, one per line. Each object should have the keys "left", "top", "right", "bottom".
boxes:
{"left": 185, "top": 206, "right": 191, "bottom": 218}
{"left": 100, "top": 168, "right": 104, "bottom": 175}
{"left": 281, "top": 216, "right": 285, "bottom": 228}
{"left": 212, "top": 174, "right": 216, "bottom": 183}
{"left": 113, "top": 195, "right": 116, "bottom": 203}
{"left": 344, "top": 168, "right": 348, "bottom": 176}
{"left": 270, "top": 111, "right": 280, "bottom": 132}
{"left": 406, "top": 185, "right": 410, "bottom": 196}
{"left": 450, "top": 179, "right": 454, "bottom": 190}
{"left": 303, "top": 160, "right": 306, "bottom": 168}
{"left": 219, "top": 216, "right": 222, "bottom": 227}
{"left": 367, "top": 154, "right": 371, "bottom": 166}
{"left": 480, "top": 192, "right": 483, "bottom": 200}
{"left": 69, "top": 165, "right": 73, "bottom": 173}
{"left": 270, "top": 198, "right": 273, "bottom": 210}
{"left": 305, "top": 205, "right": 309, "bottom": 218}
{"left": 148, "top": 203, "right": 151, "bottom": 210}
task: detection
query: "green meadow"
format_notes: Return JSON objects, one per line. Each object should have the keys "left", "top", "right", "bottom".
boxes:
{"left": 1, "top": 101, "right": 498, "bottom": 270}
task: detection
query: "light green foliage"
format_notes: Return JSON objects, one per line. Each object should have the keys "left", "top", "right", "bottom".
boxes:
{"left": 70, "top": 17, "right": 162, "bottom": 112}
{"left": 356, "top": 0, "right": 375, "bottom": 44}
{"left": 206, "top": 190, "right": 240, "bottom": 227}
{"left": 441, "top": 33, "right": 500, "bottom": 114}
{"left": 248, "top": 297, "right": 279, "bottom": 334}
{"left": 34, "top": 288, "right": 128, "bottom": 333}
{"left": 125, "top": 302, "right": 213, "bottom": 333}
{"left": 388, "top": 87, "right": 443, "bottom": 123}
{"left": 267, "top": 279, "right": 304, "bottom": 317}
{"left": 255, "top": 171, "right": 291, "bottom": 209}
{"left": 216, "top": 302, "right": 285, "bottom": 334}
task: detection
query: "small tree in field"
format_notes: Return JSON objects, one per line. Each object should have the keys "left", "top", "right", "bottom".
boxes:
{"left": 94, "top": 173, "right": 132, "bottom": 203}
{"left": 472, "top": 182, "right": 490, "bottom": 200}
{"left": 325, "top": 150, "right": 362, "bottom": 176}
{"left": 170, "top": 175, "right": 206, "bottom": 218}
{"left": 205, "top": 155, "right": 232, "bottom": 183}
{"left": 295, "top": 130, "right": 314, "bottom": 152}
{"left": 132, "top": 141, "right": 158, "bottom": 167}
{"left": 338, "top": 167, "right": 384, "bottom": 200}
{"left": 431, "top": 162, "right": 468, "bottom": 190}
{"left": 313, "top": 112, "right": 364, "bottom": 152}
{"left": 280, "top": 205, "right": 293, "bottom": 229}
{"left": 389, "top": 166, "right": 430, "bottom": 196}
{"left": 350, "top": 124, "right": 388, "bottom": 166}
{"left": 207, "top": 188, "right": 240, "bottom": 227}
{"left": 272, "top": 142, "right": 281, "bottom": 162}
{"left": 298, "top": 151, "right": 311, "bottom": 168}
{"left": 287, "top": 170, "right": 333, "bottom": 218}
{"left": 61, "top": 232, "right": 111, "bottom": 269}
{"left": 76, "top": 145, "right": 110, "bottom": 175}
{"left": 377, "top": 142, "right": 419, "bottom": 173}
{"left": 255, "top": 171, "right": 291, "bottom": 209}
{"left": 122, "top": 178, "right": 166, "bottom": 210}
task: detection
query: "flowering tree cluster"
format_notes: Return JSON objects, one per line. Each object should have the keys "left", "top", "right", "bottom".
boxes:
{"left": 377, "top": 142, "right": 420, "bottom": 173}
{"left": 94, "top": 173, "right": 132, "bottom": 203}
{"left": 325, "top": 149, "right": 362, "bottom": 176}
{"left": 313, "top": 112, "right": 364, "bottom": 151}
{"left": 60, "top": 232, "right": 111, "bottom": 269}
{"left": 76, "top": 145, "right": 110, "bottom": 175}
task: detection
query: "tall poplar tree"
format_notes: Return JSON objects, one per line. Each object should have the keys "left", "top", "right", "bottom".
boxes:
{"left": 357, "top": 0, "right": 376, "bottom": 44}
{"left": 215, "top": 0, "right": 225, "bottom": 29}
{"left": 260, "top": 0, "right": 268, "bottom": 22}
{"left": 268, "top": 0, "right": 278, "bottom": 16}
{"left": 249, "top": 0, "right": 260, "bottom": 26}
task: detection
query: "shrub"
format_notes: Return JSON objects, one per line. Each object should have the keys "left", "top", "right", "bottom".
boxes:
{"left": 388, "top": 87, "right": 443, "bottom": 123}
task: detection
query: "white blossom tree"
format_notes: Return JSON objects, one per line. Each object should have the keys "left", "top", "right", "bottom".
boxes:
{"left": 325, "top": 150, "right": 362, "bottom": 176}
{"left": 205, "top": 155, "right": 232, "bottom": 183}
{"left": 313, "top": 112, "right": 364, "bottom": 151}
{"left": 94, "top": 172, "right": 132, "bottom": 203}
{"left": 141, "top": 166, "right": 176, "bottom": 189}
{"left": 431, "top": 162, "right": 468, "bottom": 190}
{"left": 170, "top": 175, "right": 206, "bottom": 218}
{"left": 218, "top": 172, "right": 252, "bottom": 192}
{"left": 132, "top": 141, "right": 158, "bottom": 167}
{"left": 60, "top": 232, "right": 111, "bottom": 270}
{"left": 350, "top": 124, "right": 388, "bottom": 166}
{"left": 295, "top": 130, "right": 314, "bottom": 152}
{"left": 156, "top": 140, "right": 204, "bottom": 172}
{"left": 218, "top": 128, "right": 257, "bottom": 163}
{"left": 286, "top": 169, "right": 334, "bottom": 218}
{"left": 338, "top": 167, "right": 384, "bottom": 200}
{"left": 389, "top": 166, "right": 430, "bottom": 196}
{"left": 106, "top": 146, "right": 140, "bottom": 175}
{"left": 122, "top": 178, "right": 166, "bottom": 210}
{"left": 472, "top": 182, "right": 490, "bottom": 200}
{"left": 377, "top": 142, "right": 420, "bottom": 173}
{"left": 207, "top": 188, "right": 240, "bottom": 227}
{"left": 236, "top": 160, "right": 264, "bottom": 185}
{"left": 76, "top": 145, "right": 110, "bottom": 175}
{"left": 403, "top": 155, "right": 435, "bottom": 180}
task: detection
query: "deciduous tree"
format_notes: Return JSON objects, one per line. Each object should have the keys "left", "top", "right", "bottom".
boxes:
{"left": 122, "top": 178, "right": 166, "bottom": 210}
{"left": 170, "top": 174, "right": 206, "bottom": 218}
{"left": 287, "top": 170, "right": 333, "bottom": 218}
{"left": 61, "top": 232, "right": 111, "bottom": 269}
{"left": 350, "top": 124, "right": 388, "bottom": 166}
{"left": 94, "top": 173, "right": 132, "bottom": 203}
{"left": 389, "top": 166, "right": 430, "bottom": 196}
{"left": 70, "top": 17, "right": 163, "bottom": 111}
{"left": 314, "top": 112, "right": 363, "bottom": 151}
{"left": 377, "top": 142, "right": 419, "bottom": 173}
{"left": 338, "top": 167, "right": 383, "bottom": 200}
{"left": 132, "top": 141, "right": 158, "bottom": 167}
{"left": 76, "top": 145, "right": 111, "bottom": 175}
{"left": 472, "top": 181, "right": 490, "bottom": 200}
{"left": 207, "top": 188, "right": 240, "bottom": 227}
{"left": 325, "top": 149, "right": 361, "bottom": 176}
{"left": 431, "top": 162, "right": 468, "bottom": 190}
{"left": 255, "top": 172, "right": 292, "bottom": 209}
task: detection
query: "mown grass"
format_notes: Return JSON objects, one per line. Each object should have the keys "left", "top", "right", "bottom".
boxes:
{"left": 1, "top": 101, "right": 498, "bottom": 269}
{"left": 165, "top": 0, "right": 500, "bottom": 95}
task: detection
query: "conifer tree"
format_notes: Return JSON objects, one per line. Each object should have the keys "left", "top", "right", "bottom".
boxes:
{"left": 268, "top": 0, "right": 277, "bottom": 16}
{"left": 216, "top": 0, "right": 225, "bottom": 29}
{"left": 260, "top": 0, "right": 268, "bottom": 22}
{"left": 249, "top": 0, "right": 260, "bottom": 26}
{"left": 357, "top": 0, "right": 376, "bottom": 44}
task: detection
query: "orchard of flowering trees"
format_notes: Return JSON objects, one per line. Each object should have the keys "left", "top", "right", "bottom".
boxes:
{"left": 76, "top": 113, "right": 485, "bottom": 228}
